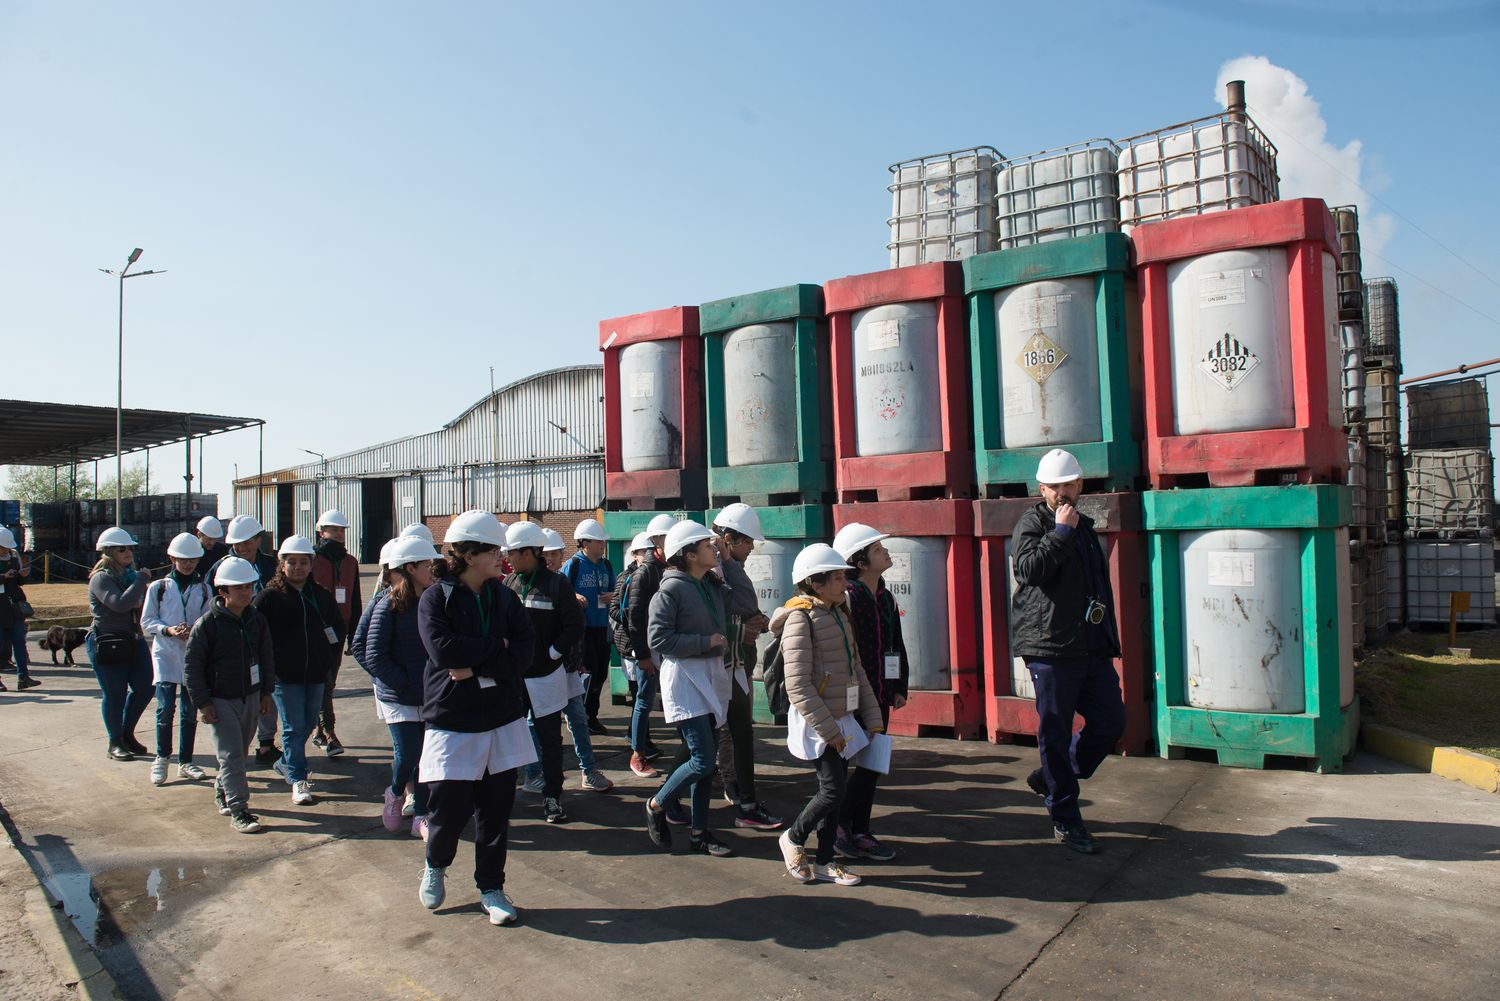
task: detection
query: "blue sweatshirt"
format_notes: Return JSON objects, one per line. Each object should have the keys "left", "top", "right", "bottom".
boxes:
{"left": 563, "top": 552, "right": 616, "bottom": 630}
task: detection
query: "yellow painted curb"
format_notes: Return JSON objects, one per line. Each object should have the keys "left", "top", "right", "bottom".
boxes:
{"left": 1361, "top": 723, "right": 1500, "bottom": 795}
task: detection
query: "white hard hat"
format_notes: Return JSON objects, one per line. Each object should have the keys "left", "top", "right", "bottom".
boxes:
{"left": 378, "top": 538, "right": 397, "bottom": 568}
{"left": 646, "top": 514, "right": 678, "bottom": 538}
{"left": 573, "top": 518, "right": 607, "bottom": 543}
{"left": 444, "top": 510, "right": 506, "bottom": 548}
{"left": 213, "top": 556, "right": 261, "bottom": 587}
{"left": 792, "top": 543, "right": 854, "bottom": 585}
{"left": 400, "top": 523, "right": 434, "bottom": 543}
{"left": 831, "top": 523, "right": 891, "bottom": 562}
{"left": 196, "top": 516, "right": 224, "bottom": 539}
{"left": 278, "top": 534, "right": 317, "bottom": 557}
{"left": 0, "top": 528, "right": 17, "bottom": 550}
{"left": 224, "top": 515, "right": 264, "bottom": 545}
{"left": 97, "top": 526, "right": 138, "bottom": 549}
{"left": 713, "top": 502, "right": 766, "bottom": 542}
{"left": 629, "top": 531, "right": 654, "bottom": 554}
{"left": 664, "top": 520, "right": 715, "bottom": 560}
{"left": 387, "top": 535, "right": 441, "bottom": 569}
{"left": 505, "top": 521, "right": 549, "bottom": 552}
{"left": 167, "top": 533, "right": 205, "bottom": 559}
{"left": 316, "top": 509, "right": 351, "bottom": 529}
{"left": 1036, "top": 448, "right": 1083, "bottom": 485}
{"left": 542, "top": 528, "right": 565, "bottom": 552}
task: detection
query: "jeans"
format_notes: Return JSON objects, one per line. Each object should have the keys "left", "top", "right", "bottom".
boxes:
{"left": 787, "top": 748, "right": 849, "bottom": 864}
{"left": 426, "top": 769, "right": 517, "bottom": 892}
{"left": 716, "top": 675, "right": 756, "bottom": 805}
{"left": 389, "top": 721, "right": 429, "bottom": 816}
{"left": 581, "top": 627, "right": 612, "bottom": 723}
{"left": 154, "top": 682, "right": 198, "bottom": 763}
{"left": 840, "top": 702, "right": 891, "bottom": 835}
{"left": 1026, "top": 656, "right": 1125, "bottom": 829}
{"left": 656, "top": 713, "right": 716, "bottom": 831}
{"left": 4, "top": 620, "right": 31, "bottom": 680}
{"left": 527, "top": 709, "right": 565, "bottom": 797}
{"left": 272, "top": 682, "right": 325, "bottom": 784}
{"left": 209, "top": 696, "right": 259, "bottom": 814}
{"left": 86, "top": 633, "right": 154, "bottom": 747}
{"left": 629, "top": 669, "right": 657, "bottom": 754}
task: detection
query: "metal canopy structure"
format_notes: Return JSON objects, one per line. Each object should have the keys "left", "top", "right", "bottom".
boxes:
{"left": 0, "top": 398, "right": 261, "bottom": 467}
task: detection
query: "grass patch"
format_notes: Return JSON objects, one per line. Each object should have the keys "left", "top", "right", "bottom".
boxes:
{"left": 1357, "top": 628, "right": 1500, "bottom": 757}
{"left": 22, "top": 583, "right": 92, "bottom": 629}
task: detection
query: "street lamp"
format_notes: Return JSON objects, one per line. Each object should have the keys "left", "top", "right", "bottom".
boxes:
{"left": 98, "top": 248, "right": 166, "bottom": 526}
{"left": 303, "top": 449, "right": 328, "bottom": 514}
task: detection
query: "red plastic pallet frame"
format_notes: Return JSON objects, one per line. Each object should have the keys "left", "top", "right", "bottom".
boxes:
{"left": 972, "top": 494, "right": 1150, "bottom": 754}
{"left": 1133, "top": 198, "right": 1348, "bottom": 488}
{"left": 832, "top": 498, "right": 983, "bottom": 739}
{"left": 825, "top": 263, "right": 973, "bottom": 502}
{"left": 599, "top": 307, "right": 706, "bottom": 509}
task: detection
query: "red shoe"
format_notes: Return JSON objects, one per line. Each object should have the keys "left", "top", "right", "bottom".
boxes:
{"left": 629, "top": 752, "right": 659, "bottom": 778}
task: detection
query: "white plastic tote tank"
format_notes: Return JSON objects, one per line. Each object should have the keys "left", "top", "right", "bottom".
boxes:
{"left": 721, "top": 322, "right": 798, "bottom": 466}
{"left": 995, "top": 277, "right": 1103, "bottom": 447}
{"left": 744, "top": 539, "right": 796, "bottom": 667}
{"left": 618, "top": 341, "right": 683, "bottom": 472}
{"left": 884, "top": 537, "right": 950, "bottom": 691}
{"left": 852, "top": 301, "right": 943, "bottom": 456}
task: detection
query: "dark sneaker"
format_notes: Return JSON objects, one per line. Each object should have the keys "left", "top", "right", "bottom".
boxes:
{"left": 107, "top": 745, "right": 134, "bottom": 762}
{"left": 1054, "top": 824, "right": 1099, "bottom": 854}
{"left": 231, "top": 811, "right": 262, "bottom": 834}
{"left": 17, "top": 677, "right": 40, "bottom": 690}
{"left": 645, "top": 800, "right": 671, "bottom": 849}
{"left": 854, "top": 833, "right": 896, "bottom": 861}
{"left": 121, "top": 734, "right": 149, "bottom": 756}
{"left": 311, "top": 730, "right": 328, "bottom": 749}
{"left": 733, "top": 803, "right": 784, "bottom": 831}
{"left": 586, "top": 719, "right": 608, "bottom": 736}
{"left": 214, "top": 786, "right": 232, "bottom": 816}
{"left": 1026, "top": 767, "right": 1048, "bottom": 797}
{"left": 255, "top": 744, "right": 282, "bottom": 766}
{"left": 662, "top": 800, "right": 690, "bottom": 826}
{"left": 833, "top": 833, "right": 866, "bottom": 859}
{"left": 689, "top": 831, "right": 735, "bottom": 858}
{"left": 324, "top": 732, "right": 345, "bottom": 757}
{"left": 543, "top": 796, "right": 568, "bottom": 824}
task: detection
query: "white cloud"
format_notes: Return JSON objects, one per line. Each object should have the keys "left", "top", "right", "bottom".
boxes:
{"left": 1216, "top": 55, "right": 1396, "bottom": 257}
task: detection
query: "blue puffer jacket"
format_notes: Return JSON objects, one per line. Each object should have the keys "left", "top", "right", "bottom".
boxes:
{"left": 358, "top": 591, "right": 426, "bottom": 709}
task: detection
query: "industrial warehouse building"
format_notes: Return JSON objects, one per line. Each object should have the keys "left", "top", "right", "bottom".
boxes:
{"left": 233, "top": 366, "right": 603, "bottom": 563}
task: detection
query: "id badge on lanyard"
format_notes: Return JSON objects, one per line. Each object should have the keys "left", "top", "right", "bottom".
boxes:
{"left": 249, "top": 662, "right": 261, "bottom": 686}
{"left": 845, "top": 682, "right": 860, "bottom": 712}
{"left": 335, "top": 587, "right": 347, "bottom": 604}
{"left": 324, "top": 626, "right": 340, "bottom": 646}
{"left": 884, "top": 654, "right": 901, "bottom": 680}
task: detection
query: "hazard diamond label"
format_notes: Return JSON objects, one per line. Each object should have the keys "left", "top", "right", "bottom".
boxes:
{"left": 1016, "top": 332, "right": 1067, "bottom": 385}
{"left": 1200, "top": 332, "right": 1260, "bottom": 391}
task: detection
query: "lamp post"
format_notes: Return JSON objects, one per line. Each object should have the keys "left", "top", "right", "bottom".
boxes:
{"left": 303, "top": 449, "right": 328, "bottom": 515}
{"left": 98, "top": 248, "right": 166, "bottom": 526}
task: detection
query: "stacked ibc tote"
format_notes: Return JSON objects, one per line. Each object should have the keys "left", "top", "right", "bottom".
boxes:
{"left": 1133, "top": 198, "right": 1357, "bottom": 772}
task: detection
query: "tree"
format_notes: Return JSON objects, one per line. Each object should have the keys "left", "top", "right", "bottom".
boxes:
{"left": 3, "top": 463, "right": 154, "bottom": 504}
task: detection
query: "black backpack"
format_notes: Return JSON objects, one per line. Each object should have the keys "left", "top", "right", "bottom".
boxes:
{"left": 759, "top": 612, "right": 805, "bottom": 718}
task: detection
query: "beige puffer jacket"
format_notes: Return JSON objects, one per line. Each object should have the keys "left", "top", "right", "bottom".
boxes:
{"left": 769, "top": 595, "right": 883, "bottom": 746}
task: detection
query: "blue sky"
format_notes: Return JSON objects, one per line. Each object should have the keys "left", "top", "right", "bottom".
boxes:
{"left": 2, "top": 1, "right": 1497, "bottom": 509}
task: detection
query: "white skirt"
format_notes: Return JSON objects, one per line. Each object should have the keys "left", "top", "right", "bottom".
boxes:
{"left": 418, "top": 718, "right": 537, "bottom": 783}
{"left": 786, "top": 710, "right": 869, "bottom": 763}
{"left": 525, "top": 665, "right": 571, "bottom": 717}
{"left": 374, "top": 697, "right": 422, "bottom": 725}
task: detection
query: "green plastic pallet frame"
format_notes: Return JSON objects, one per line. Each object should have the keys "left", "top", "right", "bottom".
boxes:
{"left": 963, "top": 234, "right": 1140, "bottom": 493}
{"left": 1143, "top": 485, "right": 1358, "bottom": 772}
{"left": 602, "top": 509, "right": 705, "bottom": 704}
{"left": 699, "top": 284, "right": 831, "bottom": 504}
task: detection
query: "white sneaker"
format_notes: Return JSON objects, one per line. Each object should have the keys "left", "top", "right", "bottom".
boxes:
{"left": 178, "top": 762, "right": 206, "bottom": 781}
{"left": 479, "top": 889, "right": 518, "bottom": 926}
{"left": 150, "top": 757, "right": 169, "bottom": 786}
{"left": 419, "top": 865, "right": 446, "bottom": 909}
{"left": 811, "top": 861, "right": 863, "bottom": 886}
{"left": 292, "top": 780, "right": 315, "bottom": 806}
{"left": 580, "top": 769, "right": 614, "bottom": 792}
{"left": 402, "top": 792, "right": 416, "bottom": 818}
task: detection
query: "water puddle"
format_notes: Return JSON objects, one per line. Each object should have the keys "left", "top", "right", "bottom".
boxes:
{"left": 43, "top": 865, "right": 209, "bottom": 946}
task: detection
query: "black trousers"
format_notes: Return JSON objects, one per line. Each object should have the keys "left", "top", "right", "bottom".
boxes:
{"left": 716, "top": 676, "right": 757, "bottom": 804}
{"left": 581, "top": 627, "right": 612, "bottom": 724}
{"left": 425, "top": 768, "right": 518, "bottom": 892}
{"left": 787, "top": 748, "right": 848, "bottom": 865}
{"left": 530, "top": 709, "right": 565, "bottom": 797}
{"left": 839, "top": 702, "right": 891, "bottom": 835}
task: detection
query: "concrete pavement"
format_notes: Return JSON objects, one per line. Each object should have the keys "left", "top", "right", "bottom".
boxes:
{"left": 0, "top": 656, "right": 1497, "bottom": 1001}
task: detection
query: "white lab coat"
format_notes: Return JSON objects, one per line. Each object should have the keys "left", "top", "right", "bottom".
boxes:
{"left": 140, "top": 575, "right": 213, "bottom": 685}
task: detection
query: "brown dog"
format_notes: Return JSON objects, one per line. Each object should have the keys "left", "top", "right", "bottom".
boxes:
{"left": 37, "top": 626, "right": 88, "bottom": 666}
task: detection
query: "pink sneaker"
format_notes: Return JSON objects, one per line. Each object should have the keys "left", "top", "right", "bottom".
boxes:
{"left": 410, "top": 815, "right": 430, "bottom": 841}
{"left": 382, "top": 787, "right": 403, "bottom": 832}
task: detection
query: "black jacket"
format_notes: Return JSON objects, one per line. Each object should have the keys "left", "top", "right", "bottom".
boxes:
{"left": 418, "top": 576, "right": 534, "bottom": 733}
{"left": 251, "top": 580, "right": 345, "bottom": 686}
{"left": 184, "top": 600, "right": 276, "bottom": 707}
{"left": 504, "top": 566, "right": 585, "bottom": 678}
{"left": 846, "top": 577, "right": 910, "bottom": 705}
{"left": 623, "top": 551, "right": 666, "bottom": 663}
{"left": 0, "top": 553, "right": 29, "bottom": 628}
{"left": 1011, "top": 502, "right": 1120, "bottom": 660}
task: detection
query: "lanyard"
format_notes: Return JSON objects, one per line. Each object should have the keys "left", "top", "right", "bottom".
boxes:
{"left": 298, "top": 586, "right": 330, "bottom": 628}
{"left": 693, "top": 577, "right": 723, "bottom": 633}
{"left": 475, "top": 587, "right": 492, "bottom": 637}
{"left": 518, "top": 571, "right": 537, "bottom": 602}
{"left": 829, "top": 606, "right": 854, "bottom": 667}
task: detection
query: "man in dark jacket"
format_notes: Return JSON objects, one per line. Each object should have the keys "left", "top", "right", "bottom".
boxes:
{"left": 311, "top": 510, "right": 362, "bottom": 756}
{"left": 1011, "top": 449, "right": 1124, "bottom": 855}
